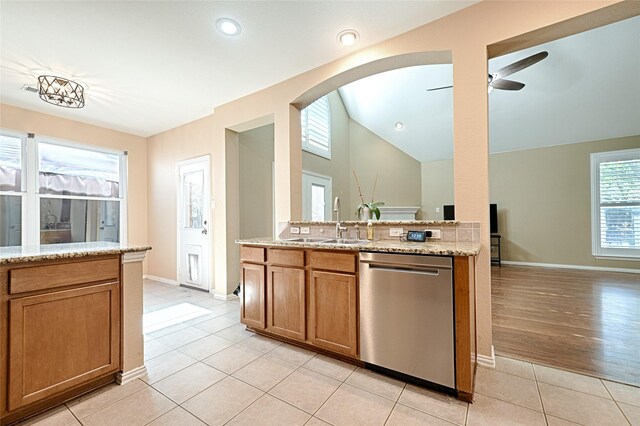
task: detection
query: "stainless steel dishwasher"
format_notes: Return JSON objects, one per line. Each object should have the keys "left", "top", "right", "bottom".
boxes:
{"left": 359, "top": 252, "right": 455, "bottom": 388}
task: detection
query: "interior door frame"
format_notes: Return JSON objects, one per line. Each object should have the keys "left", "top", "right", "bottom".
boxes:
{"left": 176, "top": 155, "right": 211, "bottom": 290}
{"left": 302, "top": 170, "right": 332, "bottom": 221}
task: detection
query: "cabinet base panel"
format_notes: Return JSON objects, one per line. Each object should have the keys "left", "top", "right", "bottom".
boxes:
{"left": 1, "top": 373, "right": 116, "bottom": 426}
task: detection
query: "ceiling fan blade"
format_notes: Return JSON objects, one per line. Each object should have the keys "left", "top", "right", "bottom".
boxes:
{"left": 490, "top": 79, "right": 525, "bottom": 91}
{"left": 426, "top": 85, "right": 453, "bottom": 91}
{"left": 491, "top": 51, "right": 548, "bottom": 80}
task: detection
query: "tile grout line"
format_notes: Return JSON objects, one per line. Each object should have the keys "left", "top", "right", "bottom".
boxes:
{"left": 601, "top": 378, "right": 634, "bottom": 426}
{"left": 532, "top": 362, "right": 550, "bottom": 426}
{"left": 220, "top": 353, "right": 308, "bottom": 425}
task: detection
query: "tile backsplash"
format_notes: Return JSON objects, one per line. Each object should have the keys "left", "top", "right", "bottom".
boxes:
{"left": 279, "top": 221, "right": 480, "bottom": 243}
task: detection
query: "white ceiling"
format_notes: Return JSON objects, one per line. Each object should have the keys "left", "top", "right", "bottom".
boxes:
{"left": 339, "top": 16, "right": 640, "bottom": 163}
{"left": 0, "top": 1, "right": 476, "bottom": 137}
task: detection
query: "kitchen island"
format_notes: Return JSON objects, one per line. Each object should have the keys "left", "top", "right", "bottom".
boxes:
{"left": 237, "top": 220, "right": 481, "bottom": 402}
{"left": 0, "top": 242, "right": 150, "bottom": 425}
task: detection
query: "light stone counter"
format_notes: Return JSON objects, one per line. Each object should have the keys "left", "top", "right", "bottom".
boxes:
{"left": 0, "top": 242, "right": 152, "bottom": 264}
{"left": 237, "top": 237, "right": 481, "bottom": 257}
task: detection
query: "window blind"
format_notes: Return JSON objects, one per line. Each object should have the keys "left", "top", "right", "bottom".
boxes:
{"left": 301, "top": 96, "right": 331, "bottom": 158}
{"left": 598, "top": 158, "right": 640, "bottom": 249}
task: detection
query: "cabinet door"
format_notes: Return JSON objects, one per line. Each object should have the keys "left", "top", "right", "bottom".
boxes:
{"left": 8, "top": 283, "right": 120, "bottom": 411}
{"left": 267, "top": 266, "right": 306, "bottom": 340}
{"left": 241, "top": 263, "right": 266, "bottom": 329}
{"left": 309, "top": 271, "right": 357, "bottom": 356}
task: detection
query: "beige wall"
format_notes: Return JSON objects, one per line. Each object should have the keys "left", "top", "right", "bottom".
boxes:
{"left": 491, "top": 135, "right": 640, "bottom": 270}
{"left": 421, "top": 160, "right": 454, "bottom": 220}
{"left": 302, "top": 90, "right": 351, "bottom": 216}
{"left": 349, "top": 120, "right": 421, "bottom": 216}
{"left": 239, "top": 124, "right": 274, "bottom": 239}
{"left": 420, "top": 135, "right": 640, "bottom": 269}
{"left": 0, "top": 104, "right": 148, "bottom": 249}
{"left": 146, "top": 115, "right": 214, "bottom": 282}
{"left": 145, "top": 1, "right": 634, "bottom": 356}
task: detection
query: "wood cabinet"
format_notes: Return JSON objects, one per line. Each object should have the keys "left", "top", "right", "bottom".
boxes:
{"left": 240, "top": 262, "right": 266, "bottom": 329}
{"left": 267, "top": 266, "right": 306, "bottom": 340}
{"left": 309, "top": 271, "right": 358, "bottom": 356}
{"left": 1, "top": 255, "right": 121, "bottom": 423}
{"left": 239, "top": 246, "right": 358, "bottom": 357}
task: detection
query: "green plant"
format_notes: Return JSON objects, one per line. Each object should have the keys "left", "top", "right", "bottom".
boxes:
{"left": 353, "top": 170, "right": 385, "bottom": 220}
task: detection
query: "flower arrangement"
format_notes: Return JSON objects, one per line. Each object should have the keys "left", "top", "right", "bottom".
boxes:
{"left": 353, "top": 170, "right": 384, "bottom": 220}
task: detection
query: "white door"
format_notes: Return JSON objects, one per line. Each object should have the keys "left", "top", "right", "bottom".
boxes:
{"left": 302, "top": 171, "right": 332, "bottom": 221}
{"left": 178, "top": 156, "right": 211, "bottom": 290}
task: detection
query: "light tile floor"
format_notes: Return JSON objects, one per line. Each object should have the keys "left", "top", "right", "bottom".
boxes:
{"left": 18, "top": 280, "right": 640, "bottom": 426}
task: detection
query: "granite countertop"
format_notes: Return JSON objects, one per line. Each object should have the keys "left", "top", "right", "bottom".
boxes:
{"left": 288, "top": 220, "right": 460, "bottom": 226}
{"left": 0, "top": 242, "right": 152, "bottom": 264}
{"left": 237, "top": 238, "right": 481, "bottom": 256}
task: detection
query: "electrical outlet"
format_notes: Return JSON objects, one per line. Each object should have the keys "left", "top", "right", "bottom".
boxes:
{"left": 290, "top": 226, "right": 300, "bottom": 234}
{"left": 425, "top": 229, "right": 441, "bottom": 239}
{"left": 300, "top": 227, "right": 310, "bottom": 235}
{"left": 389, "top": 227, "right": 403, "bottom": 237}
{"left": 435, "top": 207, "right": 440, "bottom": 213}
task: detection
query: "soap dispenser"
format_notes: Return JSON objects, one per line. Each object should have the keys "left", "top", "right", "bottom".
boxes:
{"left": 366, "top": 220, "right": 374, "bottom": 240}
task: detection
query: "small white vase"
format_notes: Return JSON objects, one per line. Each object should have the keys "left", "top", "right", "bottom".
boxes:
{"left": 359, "top": 207, "right": 372, "bottom": 221}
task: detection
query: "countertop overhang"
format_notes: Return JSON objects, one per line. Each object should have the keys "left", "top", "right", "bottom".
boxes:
{"left": 237, "top": 238, "right": 481, "bottom": 257}
{"left": 0, "top": 242, "right": 152, "bottom": 264}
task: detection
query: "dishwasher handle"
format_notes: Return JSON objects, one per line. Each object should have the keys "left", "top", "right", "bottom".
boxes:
{"left": 367, "top": 264, "right": 441, "bottom": 276}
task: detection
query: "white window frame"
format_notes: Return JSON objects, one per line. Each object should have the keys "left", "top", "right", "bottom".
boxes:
{"left": 1, "top": 129, "right": 128, "bottom": 246}
{"left": 301, "top": 95, "right": 331, "bottom": 160}
{"left": 590, "top": 147, "right": 640, "bottom": 260}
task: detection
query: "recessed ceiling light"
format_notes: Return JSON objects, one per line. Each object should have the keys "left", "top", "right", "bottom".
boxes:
{"left": 337, "top": 29, "right": 359, "bottom": 46}
{"left": 216, "top": 18, "right": 241, "bottom": 36}
{"left": 395, "top": 122, "right": 404, "bottom": 130}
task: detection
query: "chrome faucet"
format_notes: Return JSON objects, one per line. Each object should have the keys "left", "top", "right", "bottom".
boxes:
{"left": 334, "top": 197, "right": 347, "bottom": 239}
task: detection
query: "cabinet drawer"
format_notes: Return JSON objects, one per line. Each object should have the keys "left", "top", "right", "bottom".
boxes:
{"left": 9, "top": 257, "right": 120, "bottom": 294}
{"left": 240, "top": 246, "right": 266, "bottom": 263}
{"left": 309, "top": 251, "right": 356, "bottom": 274}
{"left": 268, "top": 249, "right": 304, "bottom": 267}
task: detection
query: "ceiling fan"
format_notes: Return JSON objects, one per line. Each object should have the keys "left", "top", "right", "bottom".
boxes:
{"left": 427, "top": 51, "right": 549, "bottom": 93}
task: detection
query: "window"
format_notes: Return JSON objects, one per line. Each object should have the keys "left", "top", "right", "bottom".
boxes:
{"left": 0, "top": 132, "right": 127, "bottom": 247}
{"left": 591, "top": 148, "right": 640, "bottom": 259}
{"left": 301, "top": 95, "right": 331, "bottom": 159}
{"left": 0, "top": 134, "right": 25, "bottom": 246}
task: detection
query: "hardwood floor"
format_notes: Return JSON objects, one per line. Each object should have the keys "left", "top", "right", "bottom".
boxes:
{"left": 491, "top": 265, "right": 640, "bottom": 387}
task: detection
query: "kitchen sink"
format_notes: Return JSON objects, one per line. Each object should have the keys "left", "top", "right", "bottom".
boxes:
{"left": 322, "top": 239, "right": 369, "bottom": 245}
{"left": 283, "top": 237, "right": 332, "bottom": 243}
{"left": 281, "top": 237, "right": 368, "bottom": 245}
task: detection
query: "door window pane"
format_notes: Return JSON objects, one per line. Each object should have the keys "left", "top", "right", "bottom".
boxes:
{"left": 40, "top": 198, "right": 120, "bottom": 244}
{"left": 311, "top": 184, "right": 325, "bottom": 221}
{"left": 39, "top": 142, "right": 120, "bottom": 197}
{"left": 0, "top": 135, "right": 22, "bottom": 192}
{"left": 183, "top": 170, "right": 204, "bottom": 228}
{"left": 0, "top": 195, "right": 22, "bottom": 246}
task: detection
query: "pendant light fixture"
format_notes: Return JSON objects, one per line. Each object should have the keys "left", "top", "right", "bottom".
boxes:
{"left": 38, "top": 75, "right": 85, "bottom": 108}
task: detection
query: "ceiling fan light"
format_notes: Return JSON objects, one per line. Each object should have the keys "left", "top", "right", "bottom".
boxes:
{"left": 37, "top": 75, "right": 85, "bottom": 108}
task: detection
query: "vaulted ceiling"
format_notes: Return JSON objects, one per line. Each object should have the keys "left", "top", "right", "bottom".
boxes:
{"left": 338, "top": 16, "right": 640, "bottom": 163}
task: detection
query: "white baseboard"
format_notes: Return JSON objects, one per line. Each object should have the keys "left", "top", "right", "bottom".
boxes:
{"left": 477, "top": 345, "right": 495, "bottom": 368}
{"left": 501, "top": 260, "right": 640, "bottom": 274}
{"left": 143, "top": 275, "right": 178, "bottom": 285}
{"left": 212, "top": 291, "right": 239, "bottom": 301}
{"left": 116, "top": 366, "right": 148, "bottom": 385}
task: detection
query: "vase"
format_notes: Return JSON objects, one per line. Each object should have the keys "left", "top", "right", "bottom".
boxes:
{"left": 359, "top": 207, "right": 372, "bottom": 221}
